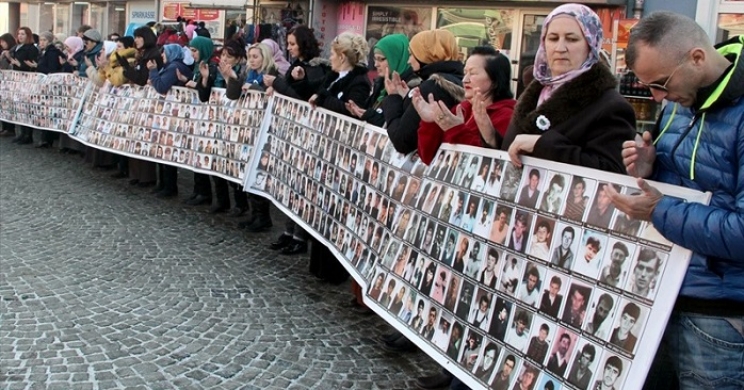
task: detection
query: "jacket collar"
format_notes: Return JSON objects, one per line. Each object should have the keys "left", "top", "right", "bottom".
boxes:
{"left": 696, "top": 35, "right": 744, "bottom": 112}
{"left": 417, "top": 60, "right": 464, "bottom": 81}
{"left": 511, "top": 63, "right": 617, "bottom": 134}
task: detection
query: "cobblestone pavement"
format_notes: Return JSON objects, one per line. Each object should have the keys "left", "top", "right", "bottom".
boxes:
{"left": 0, "top": 136, "right": 441, "bottom": 390}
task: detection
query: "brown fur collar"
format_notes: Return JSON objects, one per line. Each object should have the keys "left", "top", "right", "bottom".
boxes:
{"left": 512, "top": 64, "right": 618, "bottom": 133}
{"left": 429, "top": 73, "right": 465, "bottom": 102}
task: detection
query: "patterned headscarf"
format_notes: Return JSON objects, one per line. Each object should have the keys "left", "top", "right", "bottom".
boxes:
{"left": 533, "top": 4, "right": 603, "bottom": 106}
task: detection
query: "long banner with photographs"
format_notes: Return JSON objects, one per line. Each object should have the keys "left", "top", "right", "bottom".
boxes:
{"left": 70, "top": 82, "right": 267, "bottom": 184}
{"left": 244, "top": 94, "right": 710, "bottom": 390}
{"left": 0, "top": 70, "right": 89, "bottom": 132}
{"left": 0, "top": 70, "right": 712, "bottom": 390}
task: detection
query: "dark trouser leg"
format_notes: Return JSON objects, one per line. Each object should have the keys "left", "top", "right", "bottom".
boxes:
{"left": 162, "top": 165, "right": 178, "bottom": 193}
{"left": 118, "top": 156, "right": 128, "bottom": 175}
{"left": 308, "top": 239, "right": 348, "bottom": 284}
{"left": 39, "top": 130, "right": 57, "bottom": 145}
{"left": 231, "top": 183, "right": 248, "bottom": 210}
{"left": 194, "top": 173, "right": 212, "bottom": 198}
{"left": 212, "top": 177, "right": 230, "bottom": 209}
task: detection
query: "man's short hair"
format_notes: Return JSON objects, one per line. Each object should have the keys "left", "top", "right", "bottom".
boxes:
{"left": 586, "top": 236, "right": 601, "bottom": 252}
{"left": 562, "top": 226, "right": 575, "bottom": 240}
{"left": 637, "top": 248, "right": 661, "bottom": 272}
{"left": 537, "top": 220, "right": 552, "bottom": 234}
{"left": 560, "top": 333, "right": 571, "bottom": 343}
{"left": 598, "top": 293, "right": 615, "bottom": 308}
{"left": 582, "top": 344, "right": 597, "bottom": 361}
{"left": 622, "top": 302, "right": 641, "bottom": 320}
{"left": 529, "top": 169, "right": 540, "bottom": 180}
{"left": 626, "top": 11, "right": 710, "bottom": 68}
{"left": 613, "top": 242, "right": 630, "bottom": 258}
{"left": 505, "top": 354, "right": 516, "bottom": 365}
{"left": 550, "top": 275, "right": 562, "bottom": 287}
{"left": 527, "top": 266, "right": 540, "bottom": 280}
{"left": 488, "top": 248, "right": 500, "bottom": 259}
{"left": 605, "top": 355, "right": 624, "bottom": 375}
{"left": 540, "top": 323, "right": 550, "bottom": 333}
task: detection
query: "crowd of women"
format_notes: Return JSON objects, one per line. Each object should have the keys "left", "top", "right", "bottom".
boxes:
{"left": 1, "top": 3, "right": 640, "bottom": 390}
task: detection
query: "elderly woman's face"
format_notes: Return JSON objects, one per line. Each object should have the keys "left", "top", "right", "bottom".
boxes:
{"left": 544, "top": 16, "right": 590, "bottom": 77}
{"left": 463, "top": 55, "right": 492, "bottom": 101}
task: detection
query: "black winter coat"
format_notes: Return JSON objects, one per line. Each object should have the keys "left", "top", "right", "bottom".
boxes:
{"left": 383, "top": 60, "right": 464, "bottom": 154}
{"left": 501, "top": 64, "right": 636, "bottom": 173}
{"left": 123, "top": 47, "right": 163, "bottom": 86}
{"left": 36, "top": 45, "right": 64, "bottom": 74}
{"left": 273, "top": 57, "right": 330, "bottom": 102}
{"left": 11, "top": 44, "right": 38, "bottom": 72}
{"left": 361, "top": 68, "right": 420, "bottom": 128}
{"left": 314, "top": 65, "right": 371, "bottom": 117}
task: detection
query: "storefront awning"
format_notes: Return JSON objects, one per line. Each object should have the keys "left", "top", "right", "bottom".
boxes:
{"left": 189, "top": 0, "right": 247, "bottom": 10}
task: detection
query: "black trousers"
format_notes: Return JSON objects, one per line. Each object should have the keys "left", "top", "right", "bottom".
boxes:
{"left": 158, "top": 164, "right": 178, "bottom": 192}
{"left": 250, "top": 195, "right": 271, "bottom": 218}
{"left": 193, "top": 173, "right": 212, "bottom": 198}
{"left": 213, "top": 176, "right": 247, "bottom": 209}
{"left": 39, "top": 130, "right": 58, "bottom": 144}
{"left": 309, "top": 239, "right": 349, "bottom": 285}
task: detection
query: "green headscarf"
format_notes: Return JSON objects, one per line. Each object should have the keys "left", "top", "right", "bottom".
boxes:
{"left": 189, "top": 36, "right": 214, "bottom": 64}
{"left": 374, "top": 34, "right": 411, "bottom": 102}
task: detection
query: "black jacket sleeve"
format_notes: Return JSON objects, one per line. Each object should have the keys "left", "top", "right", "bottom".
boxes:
{"left": 316, "top": 74, "right": 371, "bottom": 117}
{"left": 225, "top": 67, "right": 245, "bottom": 101}
{"left": 12, "top": 44, "right": 38, "bottom": 72}
{"left": 361, "top": 108, "right": 385, "bottom": 127}
{"left": 195, "top": 64, "right": 218, "bottom": 103}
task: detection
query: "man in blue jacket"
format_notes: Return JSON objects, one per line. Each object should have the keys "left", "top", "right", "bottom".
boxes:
{"left": 609, "top": 11, "right": 744, "bottom": 389}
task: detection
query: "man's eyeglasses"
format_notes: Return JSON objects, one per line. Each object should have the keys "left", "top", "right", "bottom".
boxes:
{"left": 638, "top": 55, "right": 687, "bottom": 93}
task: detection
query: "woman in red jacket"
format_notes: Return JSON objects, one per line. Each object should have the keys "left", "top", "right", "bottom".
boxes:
{"left": 413, "top": 46, "right": 516, "bottom": 164}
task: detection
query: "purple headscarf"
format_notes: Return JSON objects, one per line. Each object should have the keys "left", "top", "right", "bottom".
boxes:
{"left": 533, "top": 3, "right": 603, "bottom": 106}
{"left": 261, "top": 38, "right": 290, "bottom": 76}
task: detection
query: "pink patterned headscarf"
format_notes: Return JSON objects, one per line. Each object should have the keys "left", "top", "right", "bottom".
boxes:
{"left": 63, "top": 36, "right": 84, "bottom": 61}
{"left": 533, "top": 3, "right": 604, "bottom": 106}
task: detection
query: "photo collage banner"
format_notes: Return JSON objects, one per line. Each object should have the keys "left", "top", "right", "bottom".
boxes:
{"left": 70, "top": 82, "right": 268, "bottom": 184}
{"left": 245, "top": 95, "right": 710, "bottom": 390}
{"left": 0, "top": 70, "right": 712, "bottom": 390}
{"left": 0, "top": 70, "right": 88, "bottom": 132}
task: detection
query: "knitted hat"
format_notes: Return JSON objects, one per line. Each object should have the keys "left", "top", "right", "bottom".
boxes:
{"left": 39, "top": 31, "right": 54, "bottom": 44}
{"left": 408, "top": 30, "right": 458, "bottom": 65}
{"left": 83, "top": 29, "right": 102, "bottom": 43}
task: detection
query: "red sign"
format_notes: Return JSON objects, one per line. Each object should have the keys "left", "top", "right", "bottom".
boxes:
{"left": 161, "top": 1, "right": 220, "bottom": 21}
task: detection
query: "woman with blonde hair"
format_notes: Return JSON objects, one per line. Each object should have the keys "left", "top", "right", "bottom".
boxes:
{"left": 226, "top": 42, "right": 278, "bottom": 98}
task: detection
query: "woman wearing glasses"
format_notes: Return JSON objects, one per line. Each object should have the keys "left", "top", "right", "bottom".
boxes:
{"left": 344, "top": 34, "right": 420, "bottom": 127}
{"left": 502, "top": 3, "right": 635, "bottom": 174}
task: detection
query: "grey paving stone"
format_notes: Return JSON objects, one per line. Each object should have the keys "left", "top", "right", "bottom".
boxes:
{"left": 0, "top": 139, "right": 441, "bottom": 389}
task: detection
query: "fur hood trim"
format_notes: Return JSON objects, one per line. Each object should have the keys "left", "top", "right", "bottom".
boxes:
{"left": 511, "top": 63, "right": 617, "bottom": 134}
{"left": 429, "top": 73, "right": 465, "bottom": 102}
{"left": 308, "top": 57, "right": 331, "bottom": 67}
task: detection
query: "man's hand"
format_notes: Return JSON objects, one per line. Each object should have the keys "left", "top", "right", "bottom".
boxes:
{"left": 623, "top": 131, "right": 656, "bottom": 178}
{"left": 607, "top": 178, "right": 663, "bottom": 221}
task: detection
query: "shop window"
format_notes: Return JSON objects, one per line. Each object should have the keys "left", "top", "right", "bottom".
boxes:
{"left": 436, "top": 8, "right": 515, "bottom": 59}
{"left": 717, "top": 13, "right": 744, "bottom": 41}
{"left": 56, "top": 3, "right": 71, "bottom": 36}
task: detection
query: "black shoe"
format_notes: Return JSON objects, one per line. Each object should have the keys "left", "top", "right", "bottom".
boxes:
{"left": 414, "top": 372, "right": 453, "bottom": 390}
{"left": 237, "top": 215, "right": 257, "bottom": 229}
{"left": 382, "top": 336, "right": 417, "bottom": 354}
{"left": 269, "top": 234, "right": 293, "bottom": 250}
{"left": 245, "top": 218, "right": 273, "bottom": 233}
{"left": 150, "top": 185, "right": 164, "bottom": 194}
{"left": 229, "top": 207, "right": 247, "bottom": 218}
{"left": 182, "top": 193, "right": 198, "bottom": 203}
{"left": 155, "top": 189, "right": 178, "bottom": 198}
{"left": 35, "top": 142, "right": 51, "bottom": 149}
{"left": 110, "top": 171, "right": 128, "bottom": 179}
{"left": 129, "top": 179, "right": 140, "bottom": 186}
{"left": 378, "top": 331, "right": 404, "bottom": 344}
{"left": 281, "top": 240, "right": 307, "bottom": 255}
{"left": 185, "top": 194, "right": 211, "bottom": 206}
{"left": 209, "top": 204, "right": 229, "bottom": 214}
{"left": 137, "top": 181, "right": 155, "bottom": 188}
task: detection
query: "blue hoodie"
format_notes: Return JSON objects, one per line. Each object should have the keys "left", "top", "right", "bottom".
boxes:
{"left": 148, "top": 44, "right": 193, "bottom": 94}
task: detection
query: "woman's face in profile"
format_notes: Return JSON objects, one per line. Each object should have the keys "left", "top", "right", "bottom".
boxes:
{"left": 544, "top": 16, "right": 589, "bottom": 77}
{"left": 462, "top": 55, "right": 491, "bottom": 101}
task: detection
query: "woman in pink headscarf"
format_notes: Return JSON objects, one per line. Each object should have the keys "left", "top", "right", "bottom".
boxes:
{"left": 261, "top": 38, "right": 290, "bottom": 76}
{"left": 60, "top": 36, "right": 84, "bottom": 73}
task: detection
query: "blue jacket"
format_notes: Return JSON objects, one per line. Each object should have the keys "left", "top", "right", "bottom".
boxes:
{"left": 79, "top": 42, "right": 102, "bottom": 78}
{"left": 149, "top": 59, "right": 192, "bottom": 95}
{"left": 651, "top": 35, "right": 744, "bottom": 302}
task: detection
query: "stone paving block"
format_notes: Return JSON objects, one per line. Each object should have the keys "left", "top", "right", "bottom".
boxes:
{"left": 0, "top": 140, "right": 442, "bottom": 389}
